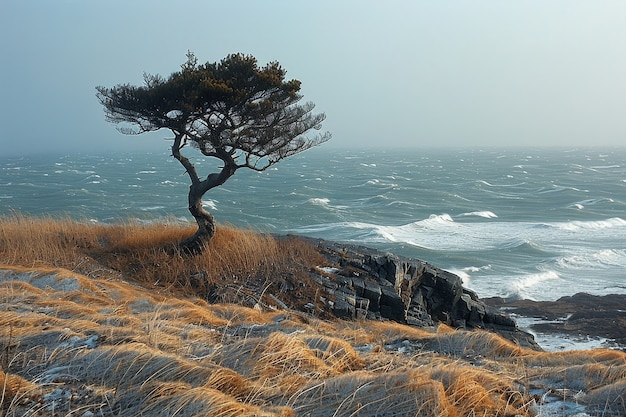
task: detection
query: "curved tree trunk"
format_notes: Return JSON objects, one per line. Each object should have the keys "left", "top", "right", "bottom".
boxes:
{"left": 171, "top": 134, "right": 237, "bottom": 254}
{"left": 180, "top": 183, "right": 217, "bottom": 254}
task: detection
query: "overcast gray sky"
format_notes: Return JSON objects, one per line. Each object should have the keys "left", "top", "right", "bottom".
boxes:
{"left": 1, "top": 1, "right": 625, "bottom": 156}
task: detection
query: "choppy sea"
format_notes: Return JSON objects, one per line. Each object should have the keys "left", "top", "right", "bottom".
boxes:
{"left": 2, "top": 147, "right": 625, "bottom": 302}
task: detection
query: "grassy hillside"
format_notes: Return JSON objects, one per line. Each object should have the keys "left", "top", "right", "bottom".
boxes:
{"left": 1, "top": 216, "right": 625, "bottom": 416}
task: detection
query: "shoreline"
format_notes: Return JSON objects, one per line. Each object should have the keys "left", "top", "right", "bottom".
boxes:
{"left": 484, "top": 293, "right": 626, "bottom": 352}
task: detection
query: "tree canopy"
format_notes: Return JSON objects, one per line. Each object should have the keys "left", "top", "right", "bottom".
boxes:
{"left": 97, "top": 52, "right": 330, "bottom": 252}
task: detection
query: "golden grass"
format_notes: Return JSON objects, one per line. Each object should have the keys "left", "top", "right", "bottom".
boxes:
{"left": 2, "top": 216, "right": 626, "bottom": 416}
{"left": 0, "top": 214, "right": 326, "bottom": 307}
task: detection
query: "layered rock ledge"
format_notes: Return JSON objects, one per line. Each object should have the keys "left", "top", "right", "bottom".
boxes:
{"left": 299, "top": 237, "right": 540, "bottom": 350}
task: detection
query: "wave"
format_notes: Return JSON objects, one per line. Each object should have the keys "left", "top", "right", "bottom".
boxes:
{"left": 556, "top": 217, "right": 626, "bottom": 231}
{"left": 293, "top": 213, "right": 626, "bottom": 258}
{"left": 308, "top": 197, "right": 330, "bottom": 206}
{"left": 476, "top": 180, "right": 526, "bottom": 188}
{"left": 139, "top": 206, "right": 166, "bottom": 211}
{"left": 458, "top": 211, "right": 498, "bottom": 219}
{"left": 202, "top": 200, "right": 218, "bottom": 211}
{"left": 306, "top": 197, "right": 350, "bottom": 211}
{"left": 445, "top": 265, "right": 492, "bottom": 286}
{"left": 590, "top": 165, "right": 621, "bottom": 169}
{"left": 572, "top": 198, "right": 614, "bottom": 207}
{"left": 556, "top": 249, "right": 626, "bottom": 269}
{"left": 506, "top": 270, "right": 562, "bottom": 301}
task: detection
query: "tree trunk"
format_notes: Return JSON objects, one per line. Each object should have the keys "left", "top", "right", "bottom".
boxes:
{"left": 171, "top": 134, "right": 237, "bottom": 254}
{"left": 180, "top": 183, "right": 216, "bottom": 254}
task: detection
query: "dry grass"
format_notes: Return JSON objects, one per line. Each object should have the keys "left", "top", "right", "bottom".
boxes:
{"left": 0, "top": 214, "right": 326, "bottom": 308}
{"left": 1, "top": 216, "right": 626, "bottom": 416}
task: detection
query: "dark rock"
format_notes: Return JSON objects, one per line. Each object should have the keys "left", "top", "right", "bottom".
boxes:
{"left": 301, "top": 237, "right": 540, "bottom": 350}
{"left": 485, "top": 293, "right": 626, "bottom": 348}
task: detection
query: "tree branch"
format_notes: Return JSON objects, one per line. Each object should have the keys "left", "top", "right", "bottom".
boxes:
{"left": 171, "top": 133, "right": 201, "bottom": 185}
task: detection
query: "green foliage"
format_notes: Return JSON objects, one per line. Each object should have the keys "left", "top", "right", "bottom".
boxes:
{"left": 96, "top": 52, "right": 330, "bottom": 171}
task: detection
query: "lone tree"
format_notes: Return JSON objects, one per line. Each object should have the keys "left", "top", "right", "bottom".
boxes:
{"left": 97, "top": 52, "right": 330, "bottom": 253}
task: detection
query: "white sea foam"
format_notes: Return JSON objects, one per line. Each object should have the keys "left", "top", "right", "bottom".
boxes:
{"left": 557, "top": 217, "right": 626, "bottom": 231}
{"left": 447, "top": 268, "right": 472, "bottom": 285}
{"left": 556, "top": 249, "right": 626, "bottom": 269}
{"left": 445, "top": 265, "right": 492, "bottom": 286}
{"left": 202, "top": 200, "right": 218, "bottom": 210}
{"left": 308, "top": 197, "right": 330, "bottom": 206}
{"left": 508, "top": 270, "right": 562, "bottom": 300}
{"left": 421, "top": 213, "right": 455, "bottom": 225}
{"left": 458, "top": 211, "right": 498, "bottom": 218}
{"left": 306, "top": 198, "right": 350, "bottom": 211}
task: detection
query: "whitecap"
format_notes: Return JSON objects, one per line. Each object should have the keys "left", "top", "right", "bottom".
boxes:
{"left": 508, "top": 270, "right": 561, "bottom": 300}
{"left": 452, "top": 194, "right": 471, "bottom": 202}
{"left": 556, "top": 249, "right": 626, "bottom": 269}
{"left": 446, "top": 268, "right": 472, "bottom": 285}
{"left": 420, "top": 213, "right": 455, "bottom": 226}
{"left": 464, "top": 265, "right": 492, "bottom": 273}
{"left": 202, "top": 200, "right": 218, "bottom": 210}
{"left": 458, "top": 211, "right": 498, "bottom": 219}
{"left": 557, "top": 217, "right": 626, "bottom": 231}
{"left": 140, "top": 206, "right": 166, "bottom": 211}
{"left": 590, "top": 165, "right": 621, "bottom": 169}
{"left": 308, "top": 197, "right": 330, "bottom": 206}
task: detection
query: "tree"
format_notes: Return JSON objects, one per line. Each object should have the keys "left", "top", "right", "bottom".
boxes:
{"left": 96, "top": 52, "right": 330, "bottom": 253}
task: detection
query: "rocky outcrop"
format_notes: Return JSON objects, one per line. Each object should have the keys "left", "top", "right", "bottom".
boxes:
{"left": 301, "top": 237, "right": 540, "bottom": 350}
{"left": 485, "top": 293, "right": 626, "bottom": 348}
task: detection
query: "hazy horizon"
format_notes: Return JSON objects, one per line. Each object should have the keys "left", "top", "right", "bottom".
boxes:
{"left": 2, "top": 1, "right": 625, "bottom": 157}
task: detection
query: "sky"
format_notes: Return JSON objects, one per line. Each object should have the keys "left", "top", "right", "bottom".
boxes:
{"left": 1, "top": 0, "right": 626, "bottom": 156}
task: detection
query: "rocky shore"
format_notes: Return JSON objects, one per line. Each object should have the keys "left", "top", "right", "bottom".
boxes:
{"left": 485, "top": 293, "right": 626, "bottom": 351}
{"left": 296, "top": 237, "right": 541, "bottom": 350}
{"left": 289, "top": 237, "right": 626, "bottom": 352}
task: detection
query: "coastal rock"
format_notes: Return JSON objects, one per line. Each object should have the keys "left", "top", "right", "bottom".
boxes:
{"left": 485, "top": 293, "right": 626, "bottom": 348}
{"left": 301, "top": 237, "right": 540, "bottom": 350}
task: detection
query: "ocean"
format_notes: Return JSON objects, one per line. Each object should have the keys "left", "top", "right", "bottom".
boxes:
{"left": 2, "top": 147, "right": 625, "bottom": 302}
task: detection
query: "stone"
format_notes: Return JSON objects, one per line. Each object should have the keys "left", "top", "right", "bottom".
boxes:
{"left": 299, "top": 236, "right": 538, "bottom": 349}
